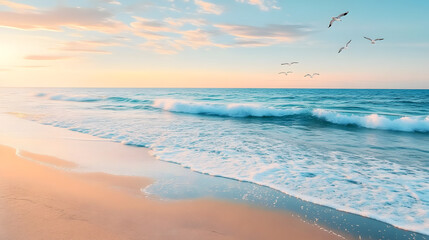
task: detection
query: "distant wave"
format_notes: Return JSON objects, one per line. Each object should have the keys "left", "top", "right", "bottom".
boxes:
{"left": 35, "top": 93, "right": 149, "bottom": 104}
{"left": 312, "top": 109, "right": 429, "bottom": 132}
{"left": 49, "top": 94, "right": 102, "bottom": 102}
{"left": 154, "top": 99, "right": 429, "bottom": 132}
{"left": 153, "top": 99, "right": 306, "bottom": 117}
{"left": 105, "top": 96, "right": 150, "bottom": 104}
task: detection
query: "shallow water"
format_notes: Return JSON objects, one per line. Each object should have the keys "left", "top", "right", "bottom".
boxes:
{"left": 1, "top": 88, "right": 428, "bottom": 236}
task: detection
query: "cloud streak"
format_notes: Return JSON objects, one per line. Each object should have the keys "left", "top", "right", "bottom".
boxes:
{"left": 56, "top": 40, "right": 119, "bottom": 54}
{"left": 0, "top": 7, "right": 126, "bottom": 33}
{"left": 194, "top": 0, "right": 223, "bottom": 15}
{"left": 215, "top": 23, "right": 311, "bottom": 46}
{"left": 0, "top": 0, "right": 36, "bottom": 11}
{"left": 236, "top": 0, "right": 280, "bottom": 11}
{"left": 24, "top": 55, "right": 71, "bottom": 60}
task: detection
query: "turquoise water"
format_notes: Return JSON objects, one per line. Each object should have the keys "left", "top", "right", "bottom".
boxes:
{"left": 1, "top": 88, "right": 428, "bottom": 236}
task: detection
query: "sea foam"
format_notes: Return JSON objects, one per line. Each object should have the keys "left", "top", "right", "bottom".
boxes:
{"left": 153, "top": 99, "right": 429, "bottom": 132}
{"left": 50, "top": 94, "right": 103, "bottom": 102}
{"left": 153, "top": 99, "right": 305, "bottom": 117}
{"left": 5, "top": 88, "right": 428, "bottom": 236}
{"left": 312, "top": 109, "right": 429, "bottom": 132}
{"left": 35, "top": 93, "right": 149, "bottom": 104}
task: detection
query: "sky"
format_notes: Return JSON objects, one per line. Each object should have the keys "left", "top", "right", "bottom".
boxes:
{"left": 0, "top": 0, "right": 428, "bottom": 88}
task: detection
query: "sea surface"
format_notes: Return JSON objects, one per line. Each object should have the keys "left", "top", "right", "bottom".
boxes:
{"left": 1, "top": 88, "right": 428, "bottom": 235}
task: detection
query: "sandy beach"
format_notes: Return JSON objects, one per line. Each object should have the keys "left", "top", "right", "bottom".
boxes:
{"left": 0, "top": 144, "right": 346, "bottom": 240}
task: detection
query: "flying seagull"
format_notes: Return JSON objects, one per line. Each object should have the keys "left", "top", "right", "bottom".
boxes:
{"left": 281, "top": 62, "right": 299, "bottom": 66}
{"left": 304, "top": 73, "right": 319, "bottom": 78}
{"left": 279, "top": 71, "right": 293, "bottom": 76}
{"left": 338, "top": 40, "right": 352, "bottom": 53}
{"left": 364, "top": 37, "right": 384, "bottom": 44}
{"left": 329, "top": 11, "right": 349, "bottom": 28}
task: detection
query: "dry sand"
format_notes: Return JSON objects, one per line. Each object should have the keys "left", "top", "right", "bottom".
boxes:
{"left": 0, "top": 144, "right": 346, "bottom": 240}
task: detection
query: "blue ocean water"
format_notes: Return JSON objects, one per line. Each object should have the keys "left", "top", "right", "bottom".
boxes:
{"left": 1, "top": 88, "right": 428, "bottom": 235}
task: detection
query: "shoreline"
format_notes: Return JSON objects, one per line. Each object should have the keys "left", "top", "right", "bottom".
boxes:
{"left": 1, "top": 114, "right": 427, "bottom": 239}
{"left": 0, "top": 144, "right": 346, "bottom": 239}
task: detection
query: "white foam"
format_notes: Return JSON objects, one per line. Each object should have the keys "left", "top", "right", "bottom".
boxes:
{"left": 3, "top": 90, "right": 429, "bottom": 236}
{"left": 49, "top": 94, "right": 103, "bottom": 102}
{"left": 153, "top": 99, "right": 429, "bottom": 132}
{"left": 312, "top": 109, "right": 429, "bottom": 132}
{"left": 153, "top": 99, "right": 305, "bottom": 117}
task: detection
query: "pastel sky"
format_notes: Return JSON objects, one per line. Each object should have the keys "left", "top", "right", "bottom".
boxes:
{"left": 0, "top": 0, "right": 428, "bottom": 88}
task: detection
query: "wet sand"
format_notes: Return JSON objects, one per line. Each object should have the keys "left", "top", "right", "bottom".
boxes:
{"left": 0, "top": 144, "right": 346, "bottom": 240}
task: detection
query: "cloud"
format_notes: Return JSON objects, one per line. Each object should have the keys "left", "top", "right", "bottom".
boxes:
{"left": 176, "top": 29, "right": 228, "bottom": 49}
{"left": 236, "top": 0, "right": 280, "bottom": 11}
{"left": 140, "top": 39, "right": 183, "bottom": 55}
{"left": 124, "top": 2, "right": 180, "bottom": 14}
{"left": 131, "top": 17, "right": 309, "bottom": 54}
{"left": 0, "top": 7, "right": 126, "bottom": 33}
{"left": 130, "top": 17, "right": 177, "bottom": 41}
{"left": 56, "top": 40, "right": 119, "bottom": 54}
{"left": 18, "top": 65, "right": 49, "bottom": 68}
{"left": 24, "top": 55, "right": 71, "bottom": 60}
{"left": 0, "top": 0, "right": 36, "bottom": 11}
{"left": 164, "top": 17, "right": 206, "bottom": 27}
{"left": 131, "top": 16, "right": 222, "bottom": 54}
{"left": 131, "top": 17, "right": 174, "bottom": 33}
{"left": 194, "top": 0, "right": 223, "bottom": 15}
{"left": 215, "top": 24, "right": 310, "bottom": 46}
{"left": 107, "top": 1, "right": 121, "bottom": 5}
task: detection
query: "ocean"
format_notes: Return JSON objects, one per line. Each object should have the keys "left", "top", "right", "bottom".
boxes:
{"left": 1, "top": 88, "right": 428, "bottom": 236}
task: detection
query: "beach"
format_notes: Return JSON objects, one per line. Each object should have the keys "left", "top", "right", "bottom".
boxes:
{"left": 1, "top": 0, "right": 427, "bottom": 238}
{"left": 0, "top": 142, "right": 344, "bottom": 239}
{"left": 0, "top": 88, "right": 428, "bottom": 240}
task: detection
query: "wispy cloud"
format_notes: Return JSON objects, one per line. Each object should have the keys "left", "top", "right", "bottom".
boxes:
{"left": 17, "top": 65, "right": 49, "bottom": 68}
{"left": 131, "top": 16, "right": 227, "bottom": 54}
{"left": 0, "top": 0, "right": 36, "bottom": 11}
{"left": 215, "top": 24, "right": 310, "bottom": 46}
{"left": 177, "top": 29, "right": 228, "bottom": 49}
{"left": 131, "top": 16, "right": 310, "bottom": 54}
{"left": 131, "top": 16, "right": 220, "bottom": 54}
{"left": 140, "top": 39, "right": 183, "bottom": 55}
{"left": 24, "top": 55, "right": 71, "bottom": 60}
{"left": 56, "top": 40, "right": 119, "bottom": 54}
{"left": 107, "top": 0, "right": 121, "bottom": 5}
{"left": 164, "top": 17, "right": 207, "bottom": 27}
{"left": 0, "top": 7, "right": 126, "bottom": 33}
{"left": 131, "top": 17, "right": 175, "bottom": 33}
{"left": 236, "top": 0, "right": 280, "bottom": 11}
{"left": 194, "top": 0, "right": 223, "bottom": 15}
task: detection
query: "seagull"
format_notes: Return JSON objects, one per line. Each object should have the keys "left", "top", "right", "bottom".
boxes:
{"left": 338, "top": 40, "right": 352, "bottom": 53}
{"left": 364, "top": 37, "right": 384, "bottom": 44}
{"left": 279, "top": 71, "right": 293, "bottom": 76}
{"left": 304, "top": 73, "right": 319, "bottom": 78}
{"left": 329, "top": 11, "right": 349, "bottom": 28}
{"left": 281, "top": 62, "right": 299, "bottom": 66}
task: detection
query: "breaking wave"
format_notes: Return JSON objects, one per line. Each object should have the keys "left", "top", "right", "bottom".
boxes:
{"left": 153, "top": 99, "right": 429, "bottom": 132}
{"left": 153, "top": 99, "right": 306, "bottom": 117}
{"left": 35, "top": 93, "right": 149, "bottom": 104}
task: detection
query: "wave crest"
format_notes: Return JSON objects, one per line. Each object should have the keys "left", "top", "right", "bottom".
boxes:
{"left": 153, "top": 99, "right": 305, "bottom": 117}
{"left": 154, "top": 99, "right": 429, "bottom": 132}
{"left": 312, "top": 109, "right": 429, "bottom": 132}
{"left": 49, "top": 94, "right": 102, "bottom": 102}
{"left": 35, "top": 93, "right": 149, "bottom": 104}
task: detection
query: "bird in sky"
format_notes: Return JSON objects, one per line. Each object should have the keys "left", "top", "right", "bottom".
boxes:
{"left": 279, "top": 71, "right": 293, "bottom": 76}
{"left": 304, "top": 73, "right": 319, "bottom": 78}
{"left": 338, "top": 40, "right": 352, "bottom": 53}
{"left": 281, "top": 62, "right": 299, "bottom": 66}
{"left": 364, "top": 37, "right": 384, "bottom": 44}
{"left": 329, "top": 11, "right": 349, "bottom": 28}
